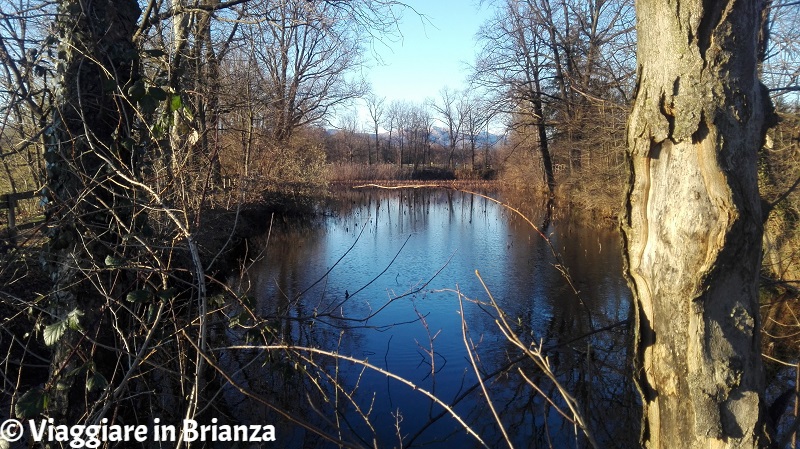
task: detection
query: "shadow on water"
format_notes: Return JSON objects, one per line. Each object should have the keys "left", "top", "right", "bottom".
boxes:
{"left": 217, "top": 186, "right": 640, "bottom": 448}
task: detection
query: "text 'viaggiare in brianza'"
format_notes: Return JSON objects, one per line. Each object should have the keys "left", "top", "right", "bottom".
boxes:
{"left": 0, "top": 417, "right": 277, "bottom": 447}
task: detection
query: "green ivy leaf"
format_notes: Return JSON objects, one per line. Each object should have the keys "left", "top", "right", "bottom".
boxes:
{"left": 138, "top": 95, "right": 158, "bottom": 114}
{"left": 87, "top": 373, "right": 108, "bottom": 392}
{"left": 15, "top": 388, "right": 47, "bottom": 418}
{"left": 66, "top": 309, "right": 84, "bottom": 331}
{"left": 105, "top": 255, "right": 123, "bottom": 267}
{"left": 43, "top": 320, "right": 67, "bottom": 346}
{"left": 169, "top": 95, "right": 182, "bottom": 112}
{"left": 121, "top": 137, "right": 135, "bottom": 151}
{"left": 65, "top": 2, "right": 83, "bottom": 15}
{"left": 65, "top": 362, "right": 86, "bottom": 379}
{"left": 127, "top": 80, "right": 146, "bottom": 101}
{"left": 209, "top": 294, "right": 225, "bottom": 307}
{"left": 126, "top": 289, "right": 152, "bottom": 303}
{"left": 146, "top": 304, "right": 158, "bottom": 323}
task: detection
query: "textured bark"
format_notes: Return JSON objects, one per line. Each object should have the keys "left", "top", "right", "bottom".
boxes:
{"left": 623, "top": 0, "right": 772, "bottom": 447}
{"left": 45, "top": 0, "right": 140, "bottom": 419}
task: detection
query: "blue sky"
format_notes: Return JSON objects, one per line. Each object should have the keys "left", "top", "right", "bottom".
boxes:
{"left": 363, "top": 0, "right": 491, "bottom": 106}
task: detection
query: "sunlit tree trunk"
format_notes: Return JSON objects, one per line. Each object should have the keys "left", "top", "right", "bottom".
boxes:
{"left": 624, "top": 0, "right": 773, "bottom": 447}
{"left": 168, "top": 0, "right": 194, "bottom": 182}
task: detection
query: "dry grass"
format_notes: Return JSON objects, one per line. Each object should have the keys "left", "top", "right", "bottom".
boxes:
{"left": 557, "top": 171, "right": 626, "bottom": 223}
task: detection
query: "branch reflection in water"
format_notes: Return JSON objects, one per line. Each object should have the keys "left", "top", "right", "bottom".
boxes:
{"left": 217, "top": 187, "right": 639, "bottom": 448}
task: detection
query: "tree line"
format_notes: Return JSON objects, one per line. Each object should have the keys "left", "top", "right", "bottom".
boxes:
{"left": 328, "top": 92, "right": 496, "bottom": 173}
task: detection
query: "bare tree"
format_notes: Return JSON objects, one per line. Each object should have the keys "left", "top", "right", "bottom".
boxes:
{"left": 624, "top": 0, "right": 774, "bottom": 446}
{"left": 244, "top": 0, "right": 368, "bottom": 143}
{"left": 334, "top": 110, "right": 363, "bottom": 163}
{"left": 433, "top": 86, "right": 465, "bottom": 168}
{"left": 761, "top": 0, "right": 800, "bottom": 102}
{"left": 0, "top": 0, "right": 55, "bottom": 194}
{"left": 365, "top": 92, "right": 386, "bottom": 165}
{"left": 475, "top": 0, "right": 635, "bottom": 195}
{"left": 460, "top": 93, "right": 491, "bottom": 171}
{"left": 401, "top": 101, "right": 434, "bottom": 170}
{"left": 475, "top": 0, "right": 557, "bottom": 193}
{"left": 382, "top": 100, "right": 399, "bottom": 163}
{"left": 390, "top": 100, "right": 412, "bottom": 167}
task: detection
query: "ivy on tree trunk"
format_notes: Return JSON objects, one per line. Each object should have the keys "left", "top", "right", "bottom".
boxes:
{"left": 43, "top": 0, "right": 141, "bottom": 420}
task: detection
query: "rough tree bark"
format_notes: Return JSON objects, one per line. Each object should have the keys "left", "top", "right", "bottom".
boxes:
{"left": 44, "top": 0, "right": 140, "bottom": 419}
{"left": 623, "top": 0, "right": 775, "bottom": 447}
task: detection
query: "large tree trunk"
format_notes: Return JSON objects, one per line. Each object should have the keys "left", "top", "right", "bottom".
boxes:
{"left": 45, "top": 0, "right": 140, "bottom": 419}
{"left": 624, "top": 0, "right": 773, "bottom": 447}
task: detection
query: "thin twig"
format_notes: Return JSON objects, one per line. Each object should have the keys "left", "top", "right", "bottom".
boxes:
{"left": 221, "top": 344, "right": 491, "bottom": 448}
{"left": 457, "top": 286, "right": 515, "bottom": 449}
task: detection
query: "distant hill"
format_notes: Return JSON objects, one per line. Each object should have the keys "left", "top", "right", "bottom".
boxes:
{"left": 427, "top": 126, "right": 506, "bottom": 147}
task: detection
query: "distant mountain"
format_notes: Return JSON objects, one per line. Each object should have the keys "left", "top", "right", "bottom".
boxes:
{"left": 428, "top": 126, "right": 506, "bottom": 148}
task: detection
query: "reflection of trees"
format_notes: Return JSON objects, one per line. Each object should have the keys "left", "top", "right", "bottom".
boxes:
{"left": 224, "top": 187, "right": 639, "bottom": 447}
{"left": 451, "top": 208, "right": 637, "bottom": 447}
{"left": 524, "top": 222, "right": 637, "bottom": 447}
{"left": 226, "top": 221, "right": 385, "bottom": 445}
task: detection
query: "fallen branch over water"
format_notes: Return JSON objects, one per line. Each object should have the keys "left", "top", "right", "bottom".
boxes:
{"left": 353, "top": 183, "right": 443, "bottom": 189}
{"left": 350, "top": 180, "right": 497, "bottom": 189}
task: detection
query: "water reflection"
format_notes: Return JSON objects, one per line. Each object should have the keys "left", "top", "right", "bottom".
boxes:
{"left": 226, "top": 187, "right": 639, "bottom": 448}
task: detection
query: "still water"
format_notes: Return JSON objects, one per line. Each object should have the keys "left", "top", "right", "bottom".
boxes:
{"left": 225, "top": 187, "right": 639, "bottom": 448}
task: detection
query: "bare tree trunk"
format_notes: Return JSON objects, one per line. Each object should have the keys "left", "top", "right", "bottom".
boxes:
{"left": 244, "top": 106, "right": 254, "bottom": 178}
{"left": 537, "top": 0, "right": 570, "bottom": 117}
{"left": 168, "top": 0, "right": 202, "bottom": 188}
{"left": 193, "top": 5, "right": 223, "bottom": 191}
{"left": 623, "top": 0, "right": 774, "bottom": 447}
{"left": 533, "top": 90, "right": 555, "bottom": 196}
{"left": 470, "top": 137, "right": 476, "bottom": 168}
{"left": 372, "top": 131, "right": 378, "bottom": 165}
{"left": 387, "top": 126, "right": 393, "bottom": 163}
{"left": 399, "top": 133, "right": 404, "bottom": 168}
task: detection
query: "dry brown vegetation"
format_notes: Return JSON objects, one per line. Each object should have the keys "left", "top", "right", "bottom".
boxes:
{"left": 760, "top": 109, "right": 800, "bottom": 423}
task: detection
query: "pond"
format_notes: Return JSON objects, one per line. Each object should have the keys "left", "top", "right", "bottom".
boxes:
{"left": 221, "top": 187, "right": 640, "bottom": 448}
